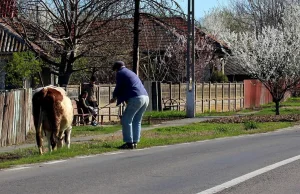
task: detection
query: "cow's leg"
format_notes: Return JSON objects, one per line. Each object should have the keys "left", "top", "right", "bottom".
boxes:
{"left": 36, "top": 108, "right": 44, "bottom": 155}
{"left": 45, "top": 131, "right": 53, "bottom": 153}
{"left": 65, "top": 126, "right": 72, "bottom": 149}
{"left": 57, "top": 130, "right": 65, "bottom": 148}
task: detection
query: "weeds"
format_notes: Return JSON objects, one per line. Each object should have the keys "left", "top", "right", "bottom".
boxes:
{"left": 244, "top": 121, "right": 258, "bottom": 130}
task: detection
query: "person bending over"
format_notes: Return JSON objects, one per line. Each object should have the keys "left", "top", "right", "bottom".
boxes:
{"left": 110, "top": 61, "right": 149, "bottom": 149}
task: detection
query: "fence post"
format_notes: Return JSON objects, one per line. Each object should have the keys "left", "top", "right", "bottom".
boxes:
{"left": 222, "top": 82, "right": 224, "bottom": 112}
{"left": 97, "top": 85, "right": 101, "bottom": 122}
{"left": 79, "top": 84, "right": 82, "bottom": 96}
{"left": 228, "top": 83, "right": 231, "bottom": 111}
{"left": 108, "top": 85, "right": 111, "bottom": 121}
{"left": 209, "top": 82, "right": 211, "bottom": 112}
{"left": 235, "top": 82, "right": 237, "bottom": 110}
{"left": 144, "top": 81, "right": 153, "bottom": 111}
{"left": 179, "top": 82, "right": 181, "bottom": 111}
{"left": 201, "top": 82, "right": 204, "bottom": 113}
{"left": 195, "top": 82, "right": 197, "bottom": 113}
{"left": 242, "top": 83, "right": 245, "bottom": 109}
{"left": 169, "top": 82, "right": 172, "bottom": 100}
{"left": 215, "top": 83, "right": 218, "bottom": 111}
{"left": 239, "top": 83, "right": 242, "bottom": 109}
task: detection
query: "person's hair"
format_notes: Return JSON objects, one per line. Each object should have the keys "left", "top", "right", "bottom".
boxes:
{"left": 112, "top": 61, "right": 125, "bottom": 71}
{"left": 90, "top": 75, "right": 96, "bottom": 82}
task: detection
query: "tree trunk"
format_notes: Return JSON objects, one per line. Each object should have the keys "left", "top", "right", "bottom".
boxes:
{"left": 133, "top": 0, "right": 140, "bottom": 76}
{"left": 58, "top": 59, "right": 73, "bottom": 87}
{"left": 275, "top": 100, "right": 280, "bottom": 115}
{"left": 58, "top": 73, "right": 72, "bottom": 87}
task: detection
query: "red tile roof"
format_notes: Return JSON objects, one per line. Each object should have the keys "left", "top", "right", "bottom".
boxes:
{"left": 0, "top": 0, "right": 17, "bottom": 18}
{"left": 82, "top": 15, "right": 228, "bottom": 56}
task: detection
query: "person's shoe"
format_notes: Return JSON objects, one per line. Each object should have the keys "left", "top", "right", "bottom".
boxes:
{"left": 133, "top": 143, "right": 137, "bottom": 149}
{"left": 91, "top": 121, "right": 98, "bottom": 126}
{"left": 118, "top": 143, "right": 134, "bottom": 149}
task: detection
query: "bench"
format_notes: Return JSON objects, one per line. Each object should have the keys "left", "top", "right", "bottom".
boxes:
{"left": 162, "top": 98, "right": 186, "bottom": 111}
{"left": 72, "top": 99, "right": 97, "bottom": 126}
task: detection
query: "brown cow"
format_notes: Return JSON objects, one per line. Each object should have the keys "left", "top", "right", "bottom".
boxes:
{"left": 32, "top": 85, "right": 73, "bottom": 154}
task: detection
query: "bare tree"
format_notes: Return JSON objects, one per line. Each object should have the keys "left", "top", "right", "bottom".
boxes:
{"left": 132, "top": 0, "right": 183, "bottom": 76}
{"left": 4, "top": 0, "right": 135, "bottom": 86}
{"left": 139, "top": 22, "right": 218, "bottom": 83}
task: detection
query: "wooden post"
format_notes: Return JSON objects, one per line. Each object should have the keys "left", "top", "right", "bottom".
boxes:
{"left": 178, "top": 82, "right": 181, "bottom": 111}
{"left": 195, "top": 82, "right": 197, "bottom": 113}
{"left": 169, "top": 82, "right": 172, "bottom": 100}
{"left": 101, "top": 115, "right": 104, "bottom": 125}
{"left": 215, "top": 83, "right": 218, "bottom": 111}
{"left": 79, "top": 83, "right": 82, "bottom": 97}
{"left": 242, "top": 83, "right": 245, "bottom": 109}
{"left": 235, "top": 82, "right": 237, "bottom": 110}
{"left": 228, "top": 83, "right": 231, "bottom": 111}
{"left": 108, "top": 85, "right": 111, "bottom": 121}
{"left": 98, "top": 85, "right": 101, "bottom": 122}
{"left": 201, "top": 82, "right": 204, "bottom": 113}
{"left": 239, "top": 83, "right": 242, "bottom": 110}
{"left": 222, "top": 83, "right": 224, "bottom": 112}
{"left": 209, "top": 82, "right": 211, "bottom": 112}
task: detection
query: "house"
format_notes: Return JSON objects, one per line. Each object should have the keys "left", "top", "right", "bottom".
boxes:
{"left": 0, "top": 0, "right": 26, "bottom": 89}
{"left": 0, "top": 0, "right": 57, "bottom": 89}
{"left": 86, "top": 15, "right": 231, "bottom": 83}
{"left": 224, "top": 57, "right": 251, "bottom": 82}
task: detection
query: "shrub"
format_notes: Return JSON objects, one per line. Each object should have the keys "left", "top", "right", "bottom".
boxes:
{"left": 209, "top": 71, "right": 229, "bottom": 82}
{"left": 244, "top": 121, "right": 258, "bottom": 130}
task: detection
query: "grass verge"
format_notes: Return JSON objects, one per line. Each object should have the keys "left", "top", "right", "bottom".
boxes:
{"left": 0, "top": 121, "right": 293, "bottom": 170}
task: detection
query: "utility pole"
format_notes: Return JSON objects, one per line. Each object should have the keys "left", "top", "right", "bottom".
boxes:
{"left": 133, "top": 0, "right": 140, "bottom": 76}
{"left": 186, "top": 0, "right": 195, "bottom": 118}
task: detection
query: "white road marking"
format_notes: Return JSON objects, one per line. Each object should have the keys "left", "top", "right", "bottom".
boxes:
{"left": 5, "top": 167, "right": 31, "bottom": 171}
{"left": 196, "top": 154, "right": 300, "bottom": 194}
{"left": 76, "top": 155, "right": 98, "bottom": 159}
{"left": 43, "top": 160, "right": 67, "bottom": 165}
{"left": 103, "top": 152, "right": 124, "bottom": 155}
{"left": 181, "top": 143, "right": 191, "bottom": 145}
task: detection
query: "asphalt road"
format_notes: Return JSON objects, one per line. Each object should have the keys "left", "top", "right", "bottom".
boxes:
{"left": 1, "top": 126, "right": 300, "bottom": 194}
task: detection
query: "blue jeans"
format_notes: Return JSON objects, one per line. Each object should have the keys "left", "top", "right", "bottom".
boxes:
{"left": 121, "top": 95, "right": 149, "bottom": 143}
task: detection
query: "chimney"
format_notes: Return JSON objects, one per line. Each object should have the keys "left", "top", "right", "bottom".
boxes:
{"left": 0, "top": 0, "right": 17, "bottom": 18}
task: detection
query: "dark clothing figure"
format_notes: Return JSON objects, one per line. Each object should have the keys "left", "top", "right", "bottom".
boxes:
{"left": 78, "top": 97, "right": 90, "bottom": 114}
{"left": 84, "top": 76, "right": 98, "bottom": 123}
{"left": 78, "top": 91, "right": 98, "bottom": 125}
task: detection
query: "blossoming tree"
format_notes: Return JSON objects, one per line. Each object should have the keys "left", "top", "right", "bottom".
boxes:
{"left": 222, "top": 5, "right": 300, "bottom": 115}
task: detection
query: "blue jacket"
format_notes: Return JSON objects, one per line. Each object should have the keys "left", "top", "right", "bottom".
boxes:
{"left": 113, "top": 67, "right": 148, "bottom": 105}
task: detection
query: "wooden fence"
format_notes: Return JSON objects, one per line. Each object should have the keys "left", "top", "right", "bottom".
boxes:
{"left": 0, "top": 88, "right": 32, "bottom": 147}
{"left": 66, "top": 82, "right": 245, "bottom": 116}
{"left": 160, "top": 82, "right": 244, "bottom": 113}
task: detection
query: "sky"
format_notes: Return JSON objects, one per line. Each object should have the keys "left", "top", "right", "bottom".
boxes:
{"left": 176, "top": 0, "right": 229, "bottom": 20}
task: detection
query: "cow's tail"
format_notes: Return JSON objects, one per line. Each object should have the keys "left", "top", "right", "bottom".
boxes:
{"left": 36, "top": 106, "right": 44, "bottom": 154}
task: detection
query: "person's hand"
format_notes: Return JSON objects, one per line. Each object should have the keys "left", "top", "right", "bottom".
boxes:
{"left": 110, "top": 98, "right": 116, "bottom": 103}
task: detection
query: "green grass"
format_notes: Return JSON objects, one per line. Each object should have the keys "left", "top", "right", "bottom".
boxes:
{"left": 196, "top": 110, "right": 237, "bottom": 117}
{"left": 0, "top": 121, "right": 294, "bottom": 169}
{"left": 144, "top": 110, "right": 239, "bottom": 118}
{"left": 253, "top": 107, "right": 300, "bottom": 115}
{"left": 281, "top": 97, "right": 300, "bottom": 107}
{"left": 144, "top": 110, "right": 185, "bottom": 118}
{"left": 72, "top": 125, "right": 122, "bottom": 136}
